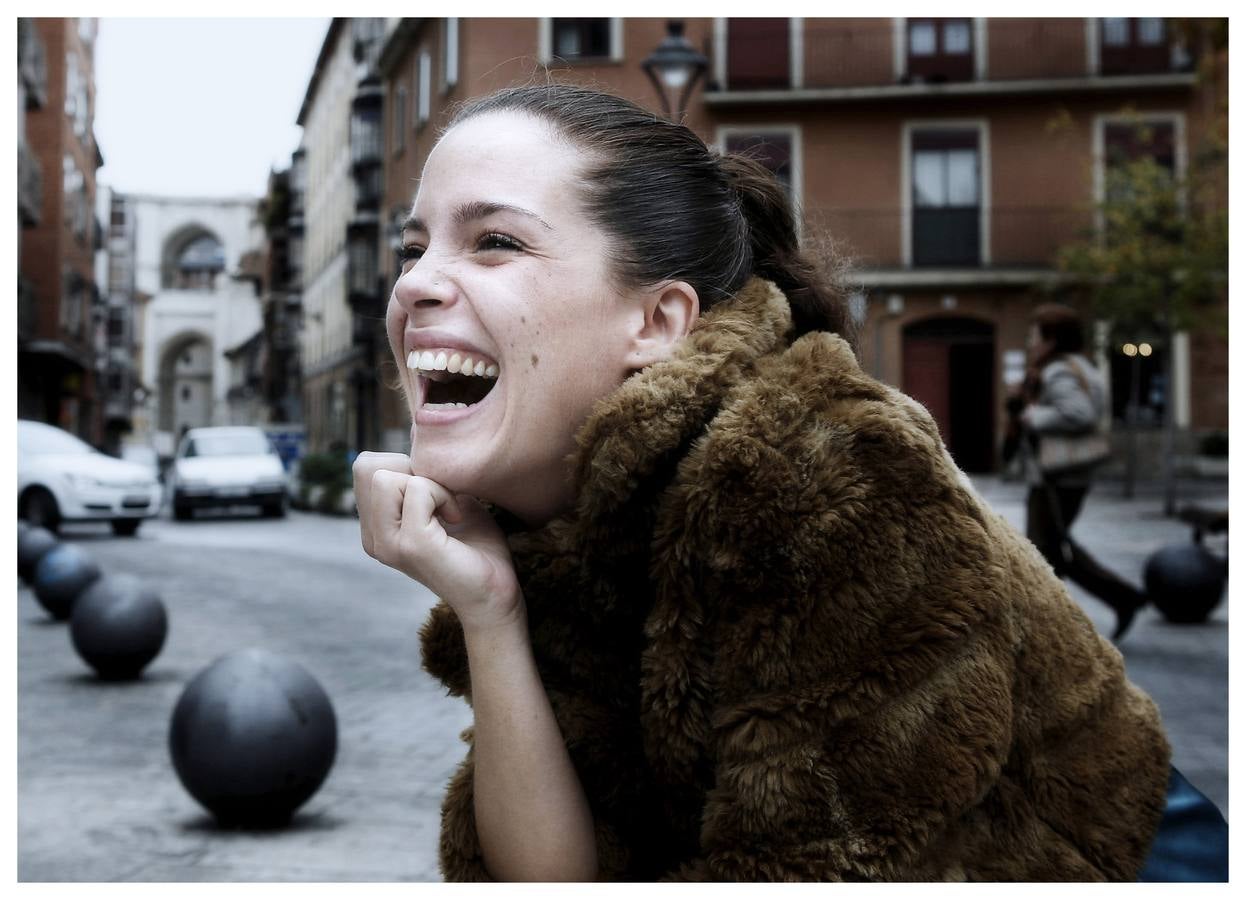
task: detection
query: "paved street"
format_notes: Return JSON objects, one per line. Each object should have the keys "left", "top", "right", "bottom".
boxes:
{"left": 17, "top": 476, "right": 1228, "bottom": 881}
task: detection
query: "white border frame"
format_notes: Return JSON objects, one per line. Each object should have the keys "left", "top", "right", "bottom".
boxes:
{"left": 715, "top": 123, "right": 805, "bottom": 222}
{"left": 900, "top": 119, "right": 992, "bottom": 267}
{"left": 713, "top": 17, "right": 802, "bottom": 90}
{"left": 537, "top": 17, "right": 623, "bottom": 64}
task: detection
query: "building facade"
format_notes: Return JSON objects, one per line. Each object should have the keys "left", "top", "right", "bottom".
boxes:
{"left": 18, "top": 17, "right": 105, "bottom": 443}
{"left": 310, "top": 17, "right": 1226, "bottom": 473}
{"left": 294, "top": 18, "right": 391, "bottom": 455}
{"left": 126, "top": 195, "right": 264, "bottom": 455}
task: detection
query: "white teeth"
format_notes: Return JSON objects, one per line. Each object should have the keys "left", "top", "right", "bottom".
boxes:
{"left": 424, "top": 402, "right": 470, "bottom": 410}
{"left": 406, "top": 349, "right": 500, "bottom": 378}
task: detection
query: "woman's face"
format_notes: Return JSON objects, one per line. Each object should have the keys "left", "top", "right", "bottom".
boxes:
{"left": 386, "top": 111, "right": 644, "bottom": 524}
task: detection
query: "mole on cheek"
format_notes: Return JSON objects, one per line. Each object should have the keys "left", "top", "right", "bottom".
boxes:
{"left": 530, "top": 354, "right": 540, "bottom": 368}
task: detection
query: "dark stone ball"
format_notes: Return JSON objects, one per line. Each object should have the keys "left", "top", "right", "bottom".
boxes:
{"left": 32, "top": 544, "right": 102, "bottom": 620}
{"left": 1144, "top": 543, "right": 1227, "bottom": 624}
{"left": 70, "top": 575, "right": 168, "bottom": 680}
{"left": 168, "top": 648, "right": 338, "bottom": 827}
{"left": 18, "top": 525, "right": 60, "bottom": 583}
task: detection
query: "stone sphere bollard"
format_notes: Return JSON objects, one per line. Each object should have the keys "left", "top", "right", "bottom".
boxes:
{"left": 1144, "top": 543, "right": 1227, "bottom": 624}
{"left": 169, "top": 648, "right": 338, "bottom": 827}
{"left": 70, "top": 574, "right": 169, "bottom": 680}
{"left": 18, "top": 525, "right": 60, "bottom": 583}
{"left": 32, "top": 543, "right": 101, "bottom": 620}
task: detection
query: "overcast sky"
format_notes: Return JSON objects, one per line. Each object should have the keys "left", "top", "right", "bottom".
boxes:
{"left": 94, "top": 18, "right": 331, "bottom": 199}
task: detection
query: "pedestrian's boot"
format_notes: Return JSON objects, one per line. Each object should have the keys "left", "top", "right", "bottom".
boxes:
{"left": 1111, "top": 591, "right": 1147, "bottom": 642}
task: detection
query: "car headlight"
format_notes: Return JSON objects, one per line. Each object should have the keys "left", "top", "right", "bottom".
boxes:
{"left": 64, "top": 472, "right": 101, "bottom": 489}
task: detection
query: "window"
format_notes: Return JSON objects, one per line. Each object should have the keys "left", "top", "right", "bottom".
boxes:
{"left": 107, "top": 306, "right": 126, "bottom": 340}
{"left": 723, "top": 132, "right": 795, "bottom": 200}
{"left": 393, "top": 86, "right": 407, "bottom": 152}
{"left": 905, "top": 18, "right": 973, "bottom": 83}
{"left": 911, "top": 130, "right": 981, "bottom": 266}
{"left": 1102, "top": 119, "right": 1177, "bottom": 206}
{"left": 443, "top": 18, "right": 459, "bottom": 89}
{"left": 417, "top": 51, "right": 431, "bottom": 125}
{"left": 1100, "top": 18, "right": 1171, "bottom": 75}
{"left": 551, "top": 19, "right": 612, "bottom": 60}
{"left": 725, "top": 18, "right": 790, "bottom": 89}
{"left": 351, "top": 103, "right": 382, "bottom": 165}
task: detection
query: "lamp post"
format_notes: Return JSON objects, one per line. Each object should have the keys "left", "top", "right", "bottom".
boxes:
{"left": 641, "top": 20, "right": 708, "bottom": 123}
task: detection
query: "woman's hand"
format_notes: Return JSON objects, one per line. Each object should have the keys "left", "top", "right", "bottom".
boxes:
{"left": 353, "top": 452, "right": 522, "bottom": 633}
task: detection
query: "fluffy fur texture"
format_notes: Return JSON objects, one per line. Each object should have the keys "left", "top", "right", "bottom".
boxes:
{"left": 419, "top": 278, "right": 1170, "bottom": 882}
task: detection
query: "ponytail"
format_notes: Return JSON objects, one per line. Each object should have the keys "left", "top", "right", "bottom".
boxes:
{"left": 719, "top": 153, "right": 857, "bottom": 348}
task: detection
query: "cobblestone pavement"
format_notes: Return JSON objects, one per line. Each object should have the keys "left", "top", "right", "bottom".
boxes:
{"left": 16, "top": 476, "right": 1228, "bottom": 881}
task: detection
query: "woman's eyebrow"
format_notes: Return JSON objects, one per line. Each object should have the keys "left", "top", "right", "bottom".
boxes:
{"left": 402, "top": 201, "right": 554, "bottom": 235}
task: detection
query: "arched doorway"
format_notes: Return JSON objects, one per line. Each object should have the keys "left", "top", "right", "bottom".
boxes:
{"left": 158, "top": 334, "right": 214, "bottom": 437}
{"left": 902, "top": 317, "right": 996, "bottom": 473}
{"left": 161, "top": 225, "right": 225, "bottom": 291}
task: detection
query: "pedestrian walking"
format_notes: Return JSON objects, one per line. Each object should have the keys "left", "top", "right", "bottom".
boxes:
{"left": 1008, "top": 303, "right": 1148, "bottom": 641}
{"left": 353, "top": 84, "right": 1169, "bottom": 881}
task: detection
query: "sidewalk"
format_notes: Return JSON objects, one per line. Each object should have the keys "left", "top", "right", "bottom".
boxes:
{"left": 970, "top": 474, "right": 1229, "bottom": 816}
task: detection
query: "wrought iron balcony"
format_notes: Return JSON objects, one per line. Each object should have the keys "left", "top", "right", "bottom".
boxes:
{"left": 807, "top": 205, "right": 1094, "bottom": 272}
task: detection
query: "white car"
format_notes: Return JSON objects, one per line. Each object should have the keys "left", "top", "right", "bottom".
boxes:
{"left": 170, "top": 426, "right": 288, "bottom": 520}
{"left": 17, "top": 419, "right": 163, "bottom": 536}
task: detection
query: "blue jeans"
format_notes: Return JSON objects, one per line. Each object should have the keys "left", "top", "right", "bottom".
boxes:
{"left": 1138, "top": 767, "right": 1228, "bottom": 882}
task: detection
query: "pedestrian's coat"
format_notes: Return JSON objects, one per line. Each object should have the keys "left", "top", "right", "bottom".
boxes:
{"left": 420, "top": 278, "right": 1170, "bottom": 881}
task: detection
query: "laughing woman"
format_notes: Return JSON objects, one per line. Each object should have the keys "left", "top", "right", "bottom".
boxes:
{"left": 353, "top": 85, "right": 1169, "bottom": 882}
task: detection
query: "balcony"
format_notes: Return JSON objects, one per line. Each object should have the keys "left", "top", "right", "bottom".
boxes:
{"left": 346, "top": 216, "right": 382, "bottom": 318}
{"left": 18, "top": 18, "right": 48, "bottom": 109}
{"left": 18, "top": 141, "right": 42, "bottom": 226}
{"left": 707, "top": 18, "right": 1197, "bottom": 105}
{"left": 808, "top": 205, "right": 1094, "bottom": 284}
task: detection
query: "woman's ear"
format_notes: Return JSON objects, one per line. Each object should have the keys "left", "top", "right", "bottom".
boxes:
{"left": 628, "top": 281, "right": 699, "bottom": 369}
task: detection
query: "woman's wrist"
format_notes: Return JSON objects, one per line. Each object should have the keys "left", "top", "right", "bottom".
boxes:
{"left": 459, "top": 590, "right": 527, "bottom": 648}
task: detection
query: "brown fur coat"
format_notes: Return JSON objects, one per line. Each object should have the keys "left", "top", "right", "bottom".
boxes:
{"left": 419, "top": 278, "right": 1170, "bottom": 881}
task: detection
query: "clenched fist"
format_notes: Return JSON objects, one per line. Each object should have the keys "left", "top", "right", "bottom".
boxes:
{"left": 353, "top": 451, "right": 523, "bottom": 634}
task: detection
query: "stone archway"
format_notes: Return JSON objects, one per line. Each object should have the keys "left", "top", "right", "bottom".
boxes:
{"left": 161, "top": 223, "right": 225, "bottom": 291}
{"left": 902, "top": 316, "right": 997, "bottom": 473}
{"left": 158, "top": 331, "right": 214, "bottom": 437}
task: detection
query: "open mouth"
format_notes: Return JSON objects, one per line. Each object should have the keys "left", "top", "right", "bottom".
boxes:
{"left": 406, "top": 349, "right": 499, "bottom": 411}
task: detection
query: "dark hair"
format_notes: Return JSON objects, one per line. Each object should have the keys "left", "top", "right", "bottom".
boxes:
{"left": 1031, "top": 303, "right": 1085, "bottom": 355}
{"left": 448, "top": 84, "right": 854, "bottom": 346}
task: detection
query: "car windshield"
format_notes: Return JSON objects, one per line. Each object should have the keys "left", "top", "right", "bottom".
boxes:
{"left": 19, "top": 423, "right": 96, "bottom": 456}
{"left": 184, "top": 432, "right": 271, "bottom": 457}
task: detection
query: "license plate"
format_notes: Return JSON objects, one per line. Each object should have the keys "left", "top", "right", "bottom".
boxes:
{"left": 215, "top": 487, "right": 250, "bottom": 498}
{"left": 122, "top": 495, "right": 151, "bottom": 508}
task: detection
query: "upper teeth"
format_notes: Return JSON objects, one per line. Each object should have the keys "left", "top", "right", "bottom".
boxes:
{"left": 406, "top": 350, "right": 498, "bottom": 378}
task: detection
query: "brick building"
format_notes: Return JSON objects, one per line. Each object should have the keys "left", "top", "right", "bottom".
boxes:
{"left": 319, "top": 17, "right": 1226, "bottom": 472}
{"left": 18, "top": 17, "right": 105, "bottom": 444}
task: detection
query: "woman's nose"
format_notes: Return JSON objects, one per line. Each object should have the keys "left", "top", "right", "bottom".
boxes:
{"left": 392, "top": 257, "right": 457, "bottom": 314}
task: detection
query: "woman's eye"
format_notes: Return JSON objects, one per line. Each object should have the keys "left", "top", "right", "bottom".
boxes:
{"left": 397, "top": 245, "right": 424, "bottom": 273}
{"left": 477, "top": 232, "right": 523, "bottom": 253}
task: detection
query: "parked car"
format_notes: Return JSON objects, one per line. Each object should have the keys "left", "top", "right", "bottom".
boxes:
{"left": 169, "top": 426, "right": 288, "bottom": 520}
{"left": 17, "top": 419, "right": 163, "bottom": 536}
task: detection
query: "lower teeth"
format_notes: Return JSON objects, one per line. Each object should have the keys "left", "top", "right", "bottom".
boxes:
{"left": 424, "top": 402, "right": 469, "bottom": 410}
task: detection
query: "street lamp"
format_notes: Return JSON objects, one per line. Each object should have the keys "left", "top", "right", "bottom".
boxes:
{"left": 641, "top": 20, "right": 708, "bottom": 123}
